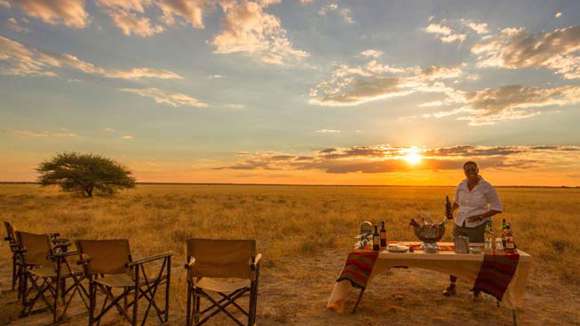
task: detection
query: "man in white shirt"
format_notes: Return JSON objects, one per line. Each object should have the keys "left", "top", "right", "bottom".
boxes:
{"left": 443, "top": 161, "right": 503, "bottom": 297}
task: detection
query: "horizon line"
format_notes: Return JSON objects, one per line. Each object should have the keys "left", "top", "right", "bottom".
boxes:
{"left": 0, "top": 181, "right": 578, "bottom": 188}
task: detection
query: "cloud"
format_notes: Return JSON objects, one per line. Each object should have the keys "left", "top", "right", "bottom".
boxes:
{"left": 0, "top": 35, "right": 182, "bottom": 79}
{"left": 315, "top": 129, "right": 341, "bottom": 133}
{"left": 107, "top": 10, "right": 164, "bottom": 37}
{"left": 156, "top": 0, "right": 209, "bottom": 28}
{"left": 11, "top": 0, "right": 88, "bottom": 28}
{"left": 462, "top": 20, "right": 489, "bottom": 34}
{"left": 423, "top": 84, "right": 580, "bottom": 125}
{"left": 318, "top": 2, "right": 354, "bottom": 24}
{"left": 5, "top": 18, "right": 30, "bottom": 33}
{"left": 120, "top": 87, "right": 209, "bottom": 108}
{"left": 11, "top": 129, "right": 78, "bottom": 138}
{"left": 360, "top": 49, "right": 383, "bottom": 58}
{"left": 217, "top": 145, "right": 580, "bottom": 174}
{"left": 461, "top": 84, "right": 580, "bottom": 125}
{"left": 211, "top": 0, "right": 309, "bottom": 65}
{"left": 425, "top": 18, "right": 490, "bottom": 43}
{"left": 472, "top": 26, "right": 580, "bottom": 79}
{"left": 425, "top": 21, "right": 466, "bottom": 43}
{"left": 309, "top": 59, "right": 463, "bottom": 106}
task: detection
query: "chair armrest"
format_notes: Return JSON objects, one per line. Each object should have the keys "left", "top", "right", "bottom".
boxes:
{"left": 127, "top": 251, "right": 173, "bottom": 267}
{"left": 252, "top": 253, "right": 262, "bottom": 266}
{"left": 184, "top": 257, "right": 196, "bottom": 269}
{"left": 77, "top": 253, "right": 91, "bottom": 265}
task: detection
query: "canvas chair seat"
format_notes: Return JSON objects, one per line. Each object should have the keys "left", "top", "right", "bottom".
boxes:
{"left": 95, "top": 273, "right": 163, "bottom": 288}
{"left": 196, "top": 277, "right": 251, "bottom": 293}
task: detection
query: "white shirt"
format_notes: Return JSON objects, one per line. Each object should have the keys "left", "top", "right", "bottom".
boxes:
{"left": 454, "top": 177, "right": 502, "bottom": 228}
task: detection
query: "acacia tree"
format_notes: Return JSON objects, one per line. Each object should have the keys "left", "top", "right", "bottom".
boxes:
{"left": 37, "top": 153, "right": 136, "bottom": 197}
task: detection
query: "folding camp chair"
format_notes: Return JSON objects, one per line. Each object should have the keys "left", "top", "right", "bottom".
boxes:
{"left": 3, "top": 221, "right": 23, "bottom": 293}
{"left": 184, "top": 239, "right": 262, "bottom": 326}
{"left": 76, "top": 239, "right": 172, "bottom": 326}
{"left": 16, "top": 231, "right": 89, "bottom": 323}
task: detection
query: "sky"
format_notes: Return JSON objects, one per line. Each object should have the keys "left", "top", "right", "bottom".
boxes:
{"left": 0, "top": 0, "right": 579, "bottom": 186}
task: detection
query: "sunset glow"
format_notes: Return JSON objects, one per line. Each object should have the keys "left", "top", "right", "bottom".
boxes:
{"left": 403, "top": 147, "right": 423, "bottom": 166}
{"left": 0, "top": 1, "right": 579, "bottom": 186}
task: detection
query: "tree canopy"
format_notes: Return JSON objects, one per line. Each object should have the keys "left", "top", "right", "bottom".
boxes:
{"left": 37, "top": 153, "right": 136, "bottom": 197}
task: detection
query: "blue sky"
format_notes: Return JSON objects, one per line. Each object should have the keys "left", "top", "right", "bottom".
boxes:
{"left": 1, "top": 0, "right": 579, "bottom": 185}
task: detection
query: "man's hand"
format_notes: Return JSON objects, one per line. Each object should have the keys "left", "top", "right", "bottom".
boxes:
{"left": 467, "top": 215, "right": 482, "bottom": 223}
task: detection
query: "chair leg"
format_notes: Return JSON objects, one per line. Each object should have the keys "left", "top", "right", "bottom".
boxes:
{"left": 165, "top": 257, "right": 171, "bottom": 323}
{"left": 88, "top": 282, "right": 95, "bottom": 326}
{"left": 11, "top": 255, "right": 17, "bottom": 291}
{"left": 248, "top": 283, "right": 258, "bottom": 326}
{"left": 194, "top": 288, "right": 200, "bottom": 325}
{"left": 133, "top": 273, "right": 139, "bottom": 326}
{"left": 186, "top": 283, "right": 192, "bottom": 326}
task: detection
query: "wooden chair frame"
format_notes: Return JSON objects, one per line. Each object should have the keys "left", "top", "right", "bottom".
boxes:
{"left": 76, "top": 240, "right": 172, "bottom": 326}
{"left": 16, "top": 231, "right": 89, "bottom": 323}
{"left": 3, "top": 221, "right": 23, "bottom": 294}
{"left": 184, "top": 240, "right": 262, "bottom": 326}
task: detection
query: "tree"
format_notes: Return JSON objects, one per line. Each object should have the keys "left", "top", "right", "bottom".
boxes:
{"left": 37, "top": 153, "right": 136, "bottom": 197}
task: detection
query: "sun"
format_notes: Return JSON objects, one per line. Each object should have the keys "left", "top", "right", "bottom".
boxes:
{"left": 403, "top": 147, "right": 422, "bottom": 165}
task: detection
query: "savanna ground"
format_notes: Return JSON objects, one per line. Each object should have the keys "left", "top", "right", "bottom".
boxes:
{"left": 0, "top": 184, "right": 578, "bottom": 325}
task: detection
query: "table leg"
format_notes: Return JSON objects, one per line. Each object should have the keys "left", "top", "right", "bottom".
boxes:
{"left": 352, "top": 288, "right": 366, "bottom": 313}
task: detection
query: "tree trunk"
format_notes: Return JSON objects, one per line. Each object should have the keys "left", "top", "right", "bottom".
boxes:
{"left": 85, "top": 186, "right": 93, "bottom": 197}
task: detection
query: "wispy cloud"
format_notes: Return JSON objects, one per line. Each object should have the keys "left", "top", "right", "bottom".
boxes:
{"left": 472, "top": 25, "right": 580, "bottom": 79}
{"left": 422, "top": 84, "right": 580, "bottom": 126}
{"left": 11, "top": 0, "right": 88, "bottom": 28}
{"left": 425, "top": 20, "right": 466, "bottom": 43}
{"left": 120, "top": 87, "right": 209, "bottom": 108}
{"left": 425, "top": 18, "right": 490, "bottom": 43}
{"left": 0, "top": 35, "right": 182, "bottom": 79}
{"left": 5, "top": 17, "right": 30, "bottom": 33}
{"left": 212, "top": 0, "right": 309, "bottom": 65}
{"left": 309, "top": 58, "right": 463, "bottom": 106}
{"left": 315, "top": 129, "right": 341, "bottom": 133}
{"left": 360, "top": 49, "right": 383, "bottom": 58}
{"left": 318, "top": 2, "right": 354, "bottom": 24}
{"left": 11, "top": 129, "right": 78, "bottom": 138}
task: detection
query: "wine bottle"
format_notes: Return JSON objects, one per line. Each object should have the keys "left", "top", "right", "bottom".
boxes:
{"left": 373, "top": 225, "right": 380, "bottom": 251}
{"left": 445, "top": 195, "right": 453, "bottom": 220}
{"left": 501, "top": 219, "right": 507, "bottom": 249}
{"left": 380, "top": 221, "right": 387, "bottom": 248}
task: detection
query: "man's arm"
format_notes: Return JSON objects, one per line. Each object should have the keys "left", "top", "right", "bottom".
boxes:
{"left": 467, "top": 209, "right": 501, "bottom": 223}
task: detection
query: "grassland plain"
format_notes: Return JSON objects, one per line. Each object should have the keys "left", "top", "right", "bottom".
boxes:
{"left": 0, "top": 184, "right": 578, "bottom": 325}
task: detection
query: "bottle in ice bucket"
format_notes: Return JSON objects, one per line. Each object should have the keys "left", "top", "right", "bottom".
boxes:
{"left": 380, "top": 221, "right": 387, "bottom": 248}
{"left": 501, "top": 219, "right": 508, "bottom": 249}
{"left": 445, "top": 195, "right": 453, "bottom": 220}
{"left": 373, "top": 225, "right": 380, "bottom": 251}
{"left": 484, "top": 221, "right": 495, "bottom": 253}
{"left": 505, "top": 222, "right": 516, "bottom": 253}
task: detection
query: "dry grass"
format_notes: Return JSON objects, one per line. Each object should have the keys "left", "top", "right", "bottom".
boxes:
{"left": 0, "top": 184, "right": 579, "bottom": 325}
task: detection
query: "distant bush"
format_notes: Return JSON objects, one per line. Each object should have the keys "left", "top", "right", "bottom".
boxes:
{"left": 37, "top": 152, "right": 135, "bottom": 197}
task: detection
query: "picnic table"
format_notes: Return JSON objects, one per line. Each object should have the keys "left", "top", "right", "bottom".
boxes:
{"left": 327, "top": 241, "right": 532, "bottom": 314}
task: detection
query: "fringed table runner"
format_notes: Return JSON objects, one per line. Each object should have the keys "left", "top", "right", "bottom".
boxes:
{"left": 336, "top": 250, "right": 379, "bottom": 289}
{"left": 473, "top": 252, "right": 520, "bottom": 301}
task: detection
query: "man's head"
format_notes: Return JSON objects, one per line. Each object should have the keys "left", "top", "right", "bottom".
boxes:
{"left": 463, "top": 161, "right": 479, "bottom": 181}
